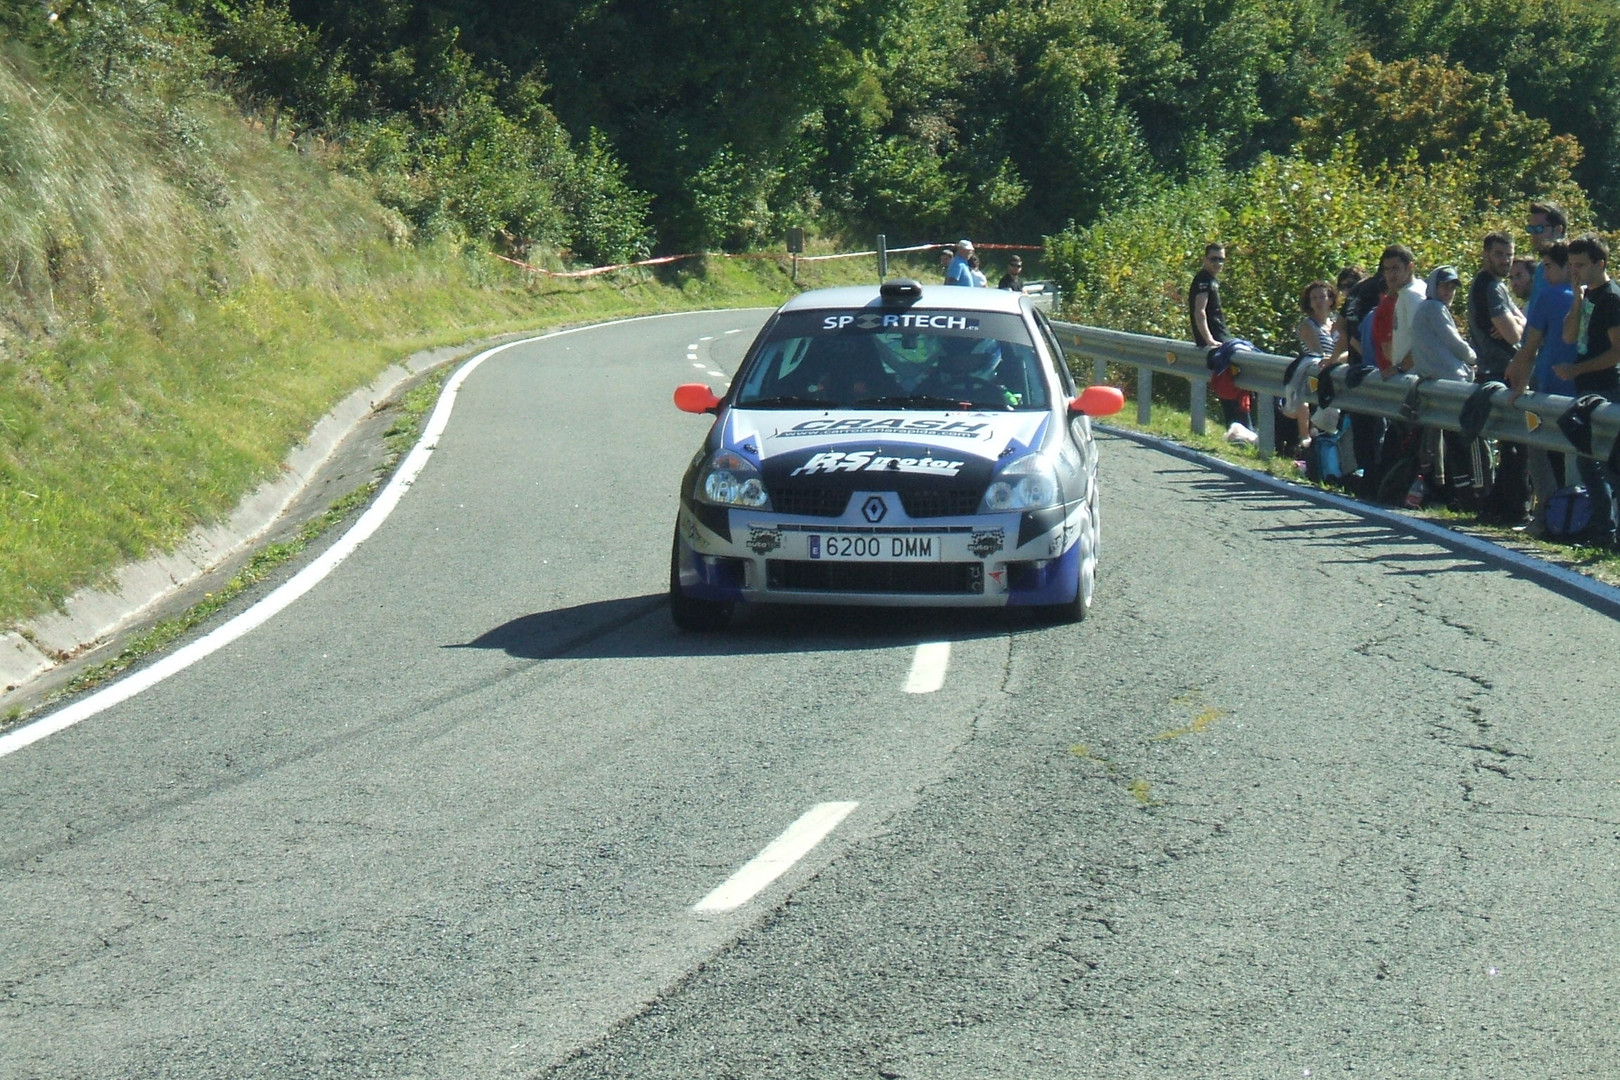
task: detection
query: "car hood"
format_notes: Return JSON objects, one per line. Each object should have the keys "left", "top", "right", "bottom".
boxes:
{"left": 726, "top": 408, "right": 1049, "bottom": 464}
{"left": 722, "top": 408, "right": 1050, "bottom": 492}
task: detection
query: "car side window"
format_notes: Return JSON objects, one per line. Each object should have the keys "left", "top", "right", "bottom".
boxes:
{"left": 1033, "top": 311, "right": 1076, "bottom": 396}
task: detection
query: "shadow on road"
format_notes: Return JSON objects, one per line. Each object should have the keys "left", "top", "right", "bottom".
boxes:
{"left": 448, "top": 594, "right": 1026, "bottom": 661}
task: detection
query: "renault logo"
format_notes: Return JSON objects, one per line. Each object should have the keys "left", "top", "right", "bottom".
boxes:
{"left": 861, "top": 495, "right": 888, "bottom": 523}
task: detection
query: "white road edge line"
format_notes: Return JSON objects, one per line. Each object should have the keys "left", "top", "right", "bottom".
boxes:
{"left": 692, "top": 801, "right": 859, "bottom": 914}
{"left": 0, "top": 311, "right": 747, "bottom": 761}
{"left": 903, "top": 641, "right": 951, "bottom": 694}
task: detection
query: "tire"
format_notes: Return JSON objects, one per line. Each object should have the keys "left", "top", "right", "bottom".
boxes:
{"left": 669, "top": 530, "right": 733, "bottom": 631}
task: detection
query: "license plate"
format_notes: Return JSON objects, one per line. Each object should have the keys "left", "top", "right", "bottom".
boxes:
{"left": 807, "top": 534, "right": 943, "bottom": 561}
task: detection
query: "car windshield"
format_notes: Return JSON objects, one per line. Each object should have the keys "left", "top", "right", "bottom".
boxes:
{"left": 733, "top": 309, "right": 1050, "bottom": 411}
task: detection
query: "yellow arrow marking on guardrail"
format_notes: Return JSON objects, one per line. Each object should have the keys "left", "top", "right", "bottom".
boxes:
{"left": 1526, "top": 412, "right": 1542, "bottom": 432}
{"left": 1165, "top": 351, "right": 1178, "bottom": 364}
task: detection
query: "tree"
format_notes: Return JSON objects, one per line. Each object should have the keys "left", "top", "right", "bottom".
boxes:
{"left": 1296, "top": 52, "right": 1583, "bottom": 211}
{"left": 1334, "top": 0, "right": 1620, "bottom": 225}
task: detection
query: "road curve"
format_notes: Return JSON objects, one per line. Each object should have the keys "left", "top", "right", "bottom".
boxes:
{"left": 2, "top": 311, "right": 1616, "bottom": 1079}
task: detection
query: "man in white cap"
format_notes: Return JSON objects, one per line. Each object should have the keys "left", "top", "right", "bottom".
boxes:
{"left": 945, "top": 239, "right": 976, "bottom": 286}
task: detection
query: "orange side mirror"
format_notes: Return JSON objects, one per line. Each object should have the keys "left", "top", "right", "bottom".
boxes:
{"left": 1070, "top": 385, "right": 1125, "bottom": 417}
{"left": 674, "top": 383, "right": 723, "bottom": 414}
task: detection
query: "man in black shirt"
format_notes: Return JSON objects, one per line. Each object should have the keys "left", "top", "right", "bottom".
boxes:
{"left": 997, "top": 255, "right": 1025, "bottom": 291}
{"left": 1189, "top": 243, "right": 1252, "bottom": 435}
{"left": 1188, "top": 243, "right": 1228, "bottom": 347}
{"left": 1468, "top": 231, "right": 1528, "bottom": 522}
{"left": 1556, "top": 234, "right": 1620, "bottom": 544}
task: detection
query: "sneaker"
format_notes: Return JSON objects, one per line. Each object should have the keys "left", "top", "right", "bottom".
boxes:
{"left": 1225, "top": 422, "right": 1259, "bottom": 446}
{"left": 1404, "top": 476, "right": 1428, "bottom": 509}
{"left": 1516, "top": 519, "right": 1549, "bottom": 539}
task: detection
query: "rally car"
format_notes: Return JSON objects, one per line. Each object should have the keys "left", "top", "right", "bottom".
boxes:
{"left": 669, "top": 278, "right": 1124, "bottom": 630}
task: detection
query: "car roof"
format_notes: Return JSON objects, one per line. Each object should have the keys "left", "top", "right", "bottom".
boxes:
{"left": 776, "top": 281, "right": 1030, "bottom": 316}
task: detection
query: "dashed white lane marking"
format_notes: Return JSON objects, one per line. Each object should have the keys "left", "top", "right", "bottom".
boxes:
{"left": 692, "top": 801, "right": 859, "bottom": 913}
{"left": 902, "top": 641, "right": 952, "bottom": 693}
{"left": 725, "top": 328, "right": 745, "bottom": 335}
{"left": 705, "top": 369, "right": 726, "bottom": 379}
{"left": 690, "top": 361, "right": 706, "bottom": 368}
{"left": 0, "top": 311, "right": 749, "bottom": 762}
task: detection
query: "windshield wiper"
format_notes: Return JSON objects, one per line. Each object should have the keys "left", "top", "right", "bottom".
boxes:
{"left": 736, "top": 395, "right": 832, "bottom": 409}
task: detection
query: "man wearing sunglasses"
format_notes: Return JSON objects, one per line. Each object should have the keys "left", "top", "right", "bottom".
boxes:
{"left": 1189, "top": 243, "right": 1229, "bottom": 348}
{"left": 1526, "top": 201, "right": 1569, "bottom": 305}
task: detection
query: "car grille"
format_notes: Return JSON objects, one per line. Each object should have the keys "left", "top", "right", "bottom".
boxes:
{"left": 771, "top": 488, "right": 850, "bottom": 517}
{"left": 766, "top": 560, "right": 984, "bottom": 595}
{"left": 898, "top": 489, "right": 981, "bottom": 518}
{"left": 771, "top": 487, "right": 981, "bottom": 519}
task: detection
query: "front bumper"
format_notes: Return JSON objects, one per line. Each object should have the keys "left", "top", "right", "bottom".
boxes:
{"left": 674, "top": 494, "right": 1085, "bottom": 608}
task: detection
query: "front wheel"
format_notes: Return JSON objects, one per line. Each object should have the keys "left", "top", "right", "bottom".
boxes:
{"left": 669, "top": 530, "right": 733, "bottom": 631}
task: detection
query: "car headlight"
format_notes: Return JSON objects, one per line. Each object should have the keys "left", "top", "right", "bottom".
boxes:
{"left": 695, "top": 449, "right": 771, "bottom": 509}
{"left": 981, "top": 453, "right": 1061, "bottom": 512}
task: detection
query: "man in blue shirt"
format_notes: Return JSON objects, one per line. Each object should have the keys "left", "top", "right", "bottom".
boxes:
{"left": 944, "top": 239, "right": 976, "bottom": 286}
{"left": 1507, "top": 240, "right": 1578, "bottom": 533}
{"left": 1554, "top": 235, "right": 1620, "bottom": 546}
{"left": 1525, "top": 201, "right": 1569, "bottom": 306}
{"left": 1508, "top": 240, "right": 1578, "bottom": 400}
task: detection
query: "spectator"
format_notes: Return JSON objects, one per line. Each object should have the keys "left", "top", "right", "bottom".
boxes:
{"left": 1526, "top": 201, "right": 1570, "bottom": 304}
{"left": 998, "top": 256, "right": 1025, "bottom": 291}
{"left": 1384, "top": 244, "right": 1428, "bottom": 377}
{"left": 1468, "top": 231, "right": 1527, "bottom": 382}
{"left": 1297, "top": 280, "right": 1339, "bottom": 356}
{"left": 1555, "top": 234, "right": 1620, "bottom": 546}
{"left": 1329, "top": 264, "right": 1379, "bottom": 365}
{"left": 1189, "top": 243, "right": 1252, "bottom": 436}
{"left": 1506, "top": 240, "right": 1578, "bottom": 535}
{"left": 1468, "top": 231, "right": 1529, "bottom": 523}
{"left": 1188, "top": 243, "right": 1228, "bottom": 347}
{"left": 1288, "top": 279, "right": 1338, "bottom": 446}
{"left": 968, "top": 252, "right": 988, "bottom": 288}
{"left": 1510, "top": 257, "right": 1535, "bottom": 301}
{"left": 1508, "top": 241, "right": 1578, "bottom": 401}
{"left": 1411, "top": 267, "right": 1476, "bottom": 380}
{"left": 1328, "top": 265, "right": 1387, "bottom": 495}
{"left": 1336, "top": 266, "right": 1366, "bottom": 306}
{"left": 938, "top": 246, "right": 957, "bottom": 283}
{"left": 1407, "top": 265, "right": 1477, "bottom": 506}
{"left": 945, "top": 240, "right": 975, "bottom": 287}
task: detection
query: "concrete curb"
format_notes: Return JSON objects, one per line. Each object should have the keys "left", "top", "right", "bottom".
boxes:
{"left": 0, "top": 337, "right": 502, "bottom": 708}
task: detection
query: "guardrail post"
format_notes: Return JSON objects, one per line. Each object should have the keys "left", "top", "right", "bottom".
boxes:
{"left": 1094, "top": 355, "right": 1106, "bottom": 387}
{"left": 1190, "top": 380, "right": 1206, "bottom": 436}
{"left": 1255, "top": 394, "right": 1274, "bottom": 460}
{"left": 1137, "top": 366, "right": 1152, "bottom": 426}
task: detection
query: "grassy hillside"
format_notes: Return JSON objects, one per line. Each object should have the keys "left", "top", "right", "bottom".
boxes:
{"left": 0, "top": 44, "right": 877, "bottom": 631}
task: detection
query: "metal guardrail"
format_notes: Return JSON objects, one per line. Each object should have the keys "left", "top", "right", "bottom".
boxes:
{"left": 1049, "top": 320, "right": 1620, "bottom": 465}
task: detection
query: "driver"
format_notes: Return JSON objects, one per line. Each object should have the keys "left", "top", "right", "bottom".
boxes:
{"left": 919, "top": 336, "right": 1018, "bottom": 406}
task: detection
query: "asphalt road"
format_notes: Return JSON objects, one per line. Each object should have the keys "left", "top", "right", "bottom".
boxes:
{"left": 2, "top": 311, "right": 1617, "bottom": 1079}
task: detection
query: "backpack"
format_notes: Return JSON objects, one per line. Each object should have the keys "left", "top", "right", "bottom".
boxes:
{"left": 1306, "top": 415, "right": 1347, "bottom": 484}
{"left": 1544, "top": 486, "right": 1594, "bottom": 538}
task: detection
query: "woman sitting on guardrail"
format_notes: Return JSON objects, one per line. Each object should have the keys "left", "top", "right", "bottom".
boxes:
{"left": 1291, "top": 280, "right": 1340, "bottom": 447}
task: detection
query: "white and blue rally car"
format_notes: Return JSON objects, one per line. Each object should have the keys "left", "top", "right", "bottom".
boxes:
{"left": 670, "top": 278, "right": 1124, "bottom": 630}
